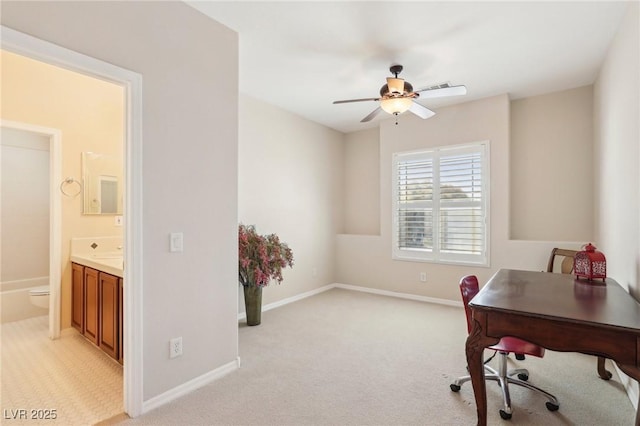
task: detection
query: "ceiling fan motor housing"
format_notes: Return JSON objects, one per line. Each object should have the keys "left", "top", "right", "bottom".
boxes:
{"left": 380, "top": 81, "right": 413, "bottom": 97}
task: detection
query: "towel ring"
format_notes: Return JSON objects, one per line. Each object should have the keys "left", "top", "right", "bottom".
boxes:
{"left": 60, "top": 177, "right": 82, "bottom": 197}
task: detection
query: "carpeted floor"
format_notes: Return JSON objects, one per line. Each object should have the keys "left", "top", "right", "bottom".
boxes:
{"left": 121, "top": 288, "right": 636, "bottom": 425}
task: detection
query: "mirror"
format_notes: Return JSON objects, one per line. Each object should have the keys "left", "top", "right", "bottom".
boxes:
{"left": 82, "top": 152, "right": 123, "bottom": 215}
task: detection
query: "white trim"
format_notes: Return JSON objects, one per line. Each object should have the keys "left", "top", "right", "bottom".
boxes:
{"left": 391, "top": 140, "right": 490, "bottom": 267}
{"left": 1, "top": 120, "right": 62, "bottom": 339}
{"left": 237, "top": 283, "right": 461, "bottom": 323}
{"left": 142, "top": 359, "right": 240, "bottom": 414}
{"left": 237, "top": 284, "right": 334, "bottom": 321}
{"left": 122, "top": 51, "right": 144, "bottom": 420}
{"left": 333, "top": 283, "right": 463, "bottom": 307}
{"left": 1, "top": 26, "right": 144, "bottom": 418}
{"left": 235, "top": 284, "right": 640, "bottom": 414}
{"left": 614, "top": 363, "right": 639, "bottom": 410}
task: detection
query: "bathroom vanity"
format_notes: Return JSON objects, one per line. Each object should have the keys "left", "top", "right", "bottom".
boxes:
{"left": 71, "top": 256, "right": 123, "bottom": 364}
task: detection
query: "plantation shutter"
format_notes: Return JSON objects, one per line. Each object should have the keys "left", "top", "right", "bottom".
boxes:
{"left": 393, "top": 142, "right": 489, "bottom": 265}
{"left": 397, "top": 157, "right": 434, "bottom": 251}
{"left": 438, "top": 149, "right": 484, "bottom": 260}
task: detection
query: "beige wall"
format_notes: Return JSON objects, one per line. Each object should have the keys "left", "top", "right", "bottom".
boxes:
{"left": 3, "top": 0, "right": 636, "bottom": 412}
{"left": 510, "top": 86, "right": 594, "bottom": 241}
{"left": 238, "top": 95, "right": 343, "bottom": 307}
{"left": 594, "top": 2, "right": 640, "bottom": 298}
{"left": 1, "top": 50, "right": 124, "bottom": 328}
{"left": 336, "top": 94, "right": 587, "bottom": 302}
{"left": 337, "top": 95, "right": 511, "bottom": 301}
{"left": 343, "top": 127, "right": 380, "bottom": 235}
{"left": 593, "top": 1, "right": 640, "bottom": 402}
{"left": 2, "top": 0, "right": 239, "bottom": 402}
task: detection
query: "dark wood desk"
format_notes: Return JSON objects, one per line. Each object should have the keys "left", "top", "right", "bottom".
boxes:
{"left": 466, "top": 269, "right": 640, "bottom": 425}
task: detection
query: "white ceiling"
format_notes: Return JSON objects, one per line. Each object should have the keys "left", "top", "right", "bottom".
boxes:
{"left": 186, "top": 1, "right": 629, "bottom": 134}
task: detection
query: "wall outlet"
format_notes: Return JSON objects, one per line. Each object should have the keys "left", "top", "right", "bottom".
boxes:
{"left": 420, "top": 272, "right": 427, "bottom": 282}
{"left": 169, "top": 337, "right": 183, "bottom": 359}
{"left": 170, "top": 232, "right": 184, "bottom": 253}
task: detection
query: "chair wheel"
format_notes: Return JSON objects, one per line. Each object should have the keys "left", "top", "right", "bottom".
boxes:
{"left": 546, "top": 402, "right": 559, "bottom": 411}
{"left": 517, "top": 373, "right": 529, "bottom": 381}
{"left": 450, "top": 384, "right": 461, "bottom": 392}
{"left": 499, "top": 409, "right": 512, "bottom": 420}
{"left": 515, "top": 354, "right": 525, "bottom": 360}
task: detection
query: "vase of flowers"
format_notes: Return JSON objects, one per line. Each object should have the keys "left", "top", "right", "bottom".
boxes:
{"left": 238, "top": 224, "right": 294, "bottom": 326}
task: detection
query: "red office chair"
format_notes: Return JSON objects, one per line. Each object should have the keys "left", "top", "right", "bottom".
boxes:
{"left": 450, "top": 275, "right": 559, "bottom": 420}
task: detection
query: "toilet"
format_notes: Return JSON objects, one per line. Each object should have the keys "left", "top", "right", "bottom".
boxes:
{"left": 29, "top": 286, "right": 50, "bottom": 309}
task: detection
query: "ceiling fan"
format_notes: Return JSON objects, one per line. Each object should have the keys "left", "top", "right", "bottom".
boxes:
{"left": 333, "top": 64, "right": 467, "bottom": 123}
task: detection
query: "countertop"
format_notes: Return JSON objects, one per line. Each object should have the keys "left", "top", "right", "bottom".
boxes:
{"left": 71, "top": 253, "right": 123, "bottom": 278}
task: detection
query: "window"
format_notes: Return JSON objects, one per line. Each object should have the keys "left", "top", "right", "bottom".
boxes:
{"left": 392, "top": 141, "right": 489, "bottom": 266}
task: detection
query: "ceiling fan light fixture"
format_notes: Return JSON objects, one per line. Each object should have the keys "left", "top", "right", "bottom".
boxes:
{"left": 380, "top": 97, "right": 412, "bottom": 115}
{"left": 386, "top": 77, "right": 405, "bottom": 94}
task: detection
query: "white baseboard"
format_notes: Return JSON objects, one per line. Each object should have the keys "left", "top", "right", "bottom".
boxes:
{"left": 237, "top": 284, "right": 335, "bottom": 321}
{"left": 237, "top": 283, "right": 640, "bottom": 410}
{"left": 146, "top": 284, "right": 459, "bottom": 416}
{"left": 142, "top": 358, "right": 240, "bottom": 414}
{"left": 614, "top": 363, "right": 639, "bottom": 410}
{"left": 238, "top": 283, "right": 461, "bottom": 322}
{"left": 148, "top": 285, "right": 636, "bottom": 418}
{"left": 333, "top": 283, "right": 463, "bottom": 308}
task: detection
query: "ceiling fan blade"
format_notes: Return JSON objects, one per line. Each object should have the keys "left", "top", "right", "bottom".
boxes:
{"left": 415, "top": 85, "right": 467, "bottom": 99}
{"left": 409, "top": 102, "right": 436, "bottom": 120}
{"left": 361, "top": 107, "right": 382, "bottom": 122}
{"left": 333, "top": 97, "right": 380, "bottom": 104}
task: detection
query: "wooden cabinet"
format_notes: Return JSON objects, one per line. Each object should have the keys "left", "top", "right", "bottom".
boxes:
{"left": 71, "top": 263, "right": 85, "bottom": 333}
{"left": 72, "top": 263, "right": 123, "bottom": 362}
{"left": 84, "top": 267, "right": 99, "bottom": 345}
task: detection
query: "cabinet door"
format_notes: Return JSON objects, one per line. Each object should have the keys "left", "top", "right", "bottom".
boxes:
{"left": 84, "top": 267, "right": 100, "bottom": 345}
{"left": 99, "top": 272, "right": 119, "bottom": 360}
{"left": 118, "top": 278, "right": 123, "bottom": 364}
{"left": 71, "top": 263, "right": 85, "bottom": 333}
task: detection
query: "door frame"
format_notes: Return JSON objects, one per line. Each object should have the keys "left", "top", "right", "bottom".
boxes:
{"left": 1, "top": 26, "right": 144, "bottom": 417}
{"left": 0, "top": 120, "right": 62, "bottom": 339}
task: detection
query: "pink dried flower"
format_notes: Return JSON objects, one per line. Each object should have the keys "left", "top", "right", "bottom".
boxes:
{"left": 238, "top": 224, "right": 294, "bottom": 288}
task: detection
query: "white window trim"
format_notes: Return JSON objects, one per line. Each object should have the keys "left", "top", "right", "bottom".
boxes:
{"left": 391, "top": 141, "right": 490, "bottom": 267}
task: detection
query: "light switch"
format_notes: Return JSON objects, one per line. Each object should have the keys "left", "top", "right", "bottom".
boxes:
{"left": 170, "top": 232, "right": 184, "bottom": 252}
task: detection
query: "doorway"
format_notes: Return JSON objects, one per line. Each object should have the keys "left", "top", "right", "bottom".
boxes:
{"left": 0, "top": 122, "right": 61, "bottom": 338}
{"left": 1, "top": 26, "right": 143, "bottom": 417}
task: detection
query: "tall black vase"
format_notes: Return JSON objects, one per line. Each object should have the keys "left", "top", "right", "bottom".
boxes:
{"left": 243, "top": 285, "right": 262, "bottom": 326}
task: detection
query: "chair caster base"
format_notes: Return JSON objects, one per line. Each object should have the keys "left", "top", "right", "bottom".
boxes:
{"left": 546, "top": 401, "right": 559, "bottom": 411}
{"left": 499, "top": 409, "right": 512, "bottom": 420}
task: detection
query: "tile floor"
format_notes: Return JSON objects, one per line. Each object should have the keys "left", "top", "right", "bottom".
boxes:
{"left": 1, "top": 315, "right": 123, "bottom": 425}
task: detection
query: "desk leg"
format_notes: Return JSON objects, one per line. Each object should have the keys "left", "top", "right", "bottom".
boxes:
{"left": 597, "top": 356, "right": 613, "bottom": 380}
{"left": 466, "top": 312, "right": 499, "bottom": 426}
